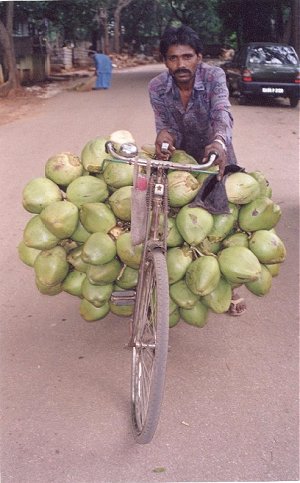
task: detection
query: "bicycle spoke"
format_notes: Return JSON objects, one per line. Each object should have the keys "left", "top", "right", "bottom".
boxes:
{"left": 131, "top": 250, "right": 169, "bottom": 443}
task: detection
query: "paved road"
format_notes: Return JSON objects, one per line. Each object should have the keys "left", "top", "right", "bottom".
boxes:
{"left": 0, "top": 65, "right": 299, "bottom": 483}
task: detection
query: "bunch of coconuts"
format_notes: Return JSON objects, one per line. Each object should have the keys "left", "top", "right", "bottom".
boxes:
{"left": 18, "top": 130, "right": 286, "bottom": 327}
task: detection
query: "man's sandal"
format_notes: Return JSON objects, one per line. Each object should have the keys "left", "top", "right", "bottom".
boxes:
{"left": 227, "top": 297, "right": 246, "bottom": 316}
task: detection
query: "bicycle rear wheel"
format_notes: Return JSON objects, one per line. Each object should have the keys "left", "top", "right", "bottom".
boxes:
{"left": 131, "top": 248, "right": 169, "bottom": 444}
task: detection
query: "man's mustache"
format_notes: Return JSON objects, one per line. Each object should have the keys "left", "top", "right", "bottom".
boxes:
{"left": 174, "top": 68, "right": 191, "bottom": 75}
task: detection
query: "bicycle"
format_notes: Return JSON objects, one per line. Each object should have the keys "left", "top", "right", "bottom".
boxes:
{"left": 106, "top": 140, "right": 217, "bottom": 444}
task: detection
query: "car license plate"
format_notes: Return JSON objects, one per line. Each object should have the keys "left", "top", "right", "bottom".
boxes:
{"left": 262, "top": 87, "right": 284, "bottom": 94}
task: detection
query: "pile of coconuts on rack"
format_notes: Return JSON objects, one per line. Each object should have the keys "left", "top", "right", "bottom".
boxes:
{"left": 18, "top": 130, "right": 286, "bottom": 327}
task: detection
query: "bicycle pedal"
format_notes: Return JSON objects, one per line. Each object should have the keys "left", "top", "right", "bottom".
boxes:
{"left": 111, "top": 290, "right": 136, "bottom": 306}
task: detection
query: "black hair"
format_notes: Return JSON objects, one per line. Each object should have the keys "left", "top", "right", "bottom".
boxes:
{"left": 159, "top": 25, "right": 203, "bottom": 59}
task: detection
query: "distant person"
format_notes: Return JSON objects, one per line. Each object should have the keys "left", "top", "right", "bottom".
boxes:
{"left": 92, "top": 49, "right": 112, "bottom": 90}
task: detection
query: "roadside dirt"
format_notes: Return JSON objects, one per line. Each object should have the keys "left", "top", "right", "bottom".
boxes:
{"left": 0, "top": 78, "right": 82, "bottom": 126}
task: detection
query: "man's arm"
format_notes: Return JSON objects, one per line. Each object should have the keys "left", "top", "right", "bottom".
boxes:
{"left": 208, "top": 66, "right": 234, "bottom": 146}
{"left": 148, "top": 79, "right": 179, "bottom": 159}
{"left": 203, "top": 66, "right": 234, "bottom": 178}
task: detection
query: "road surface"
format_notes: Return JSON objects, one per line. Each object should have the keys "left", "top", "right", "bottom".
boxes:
{"left": 0, "top": 64, "right": 299, "bottom": 482}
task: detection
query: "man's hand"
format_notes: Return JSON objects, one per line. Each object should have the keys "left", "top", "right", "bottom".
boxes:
{"left": 202, "top": 140, "right": 228, "bottom": 180}
{"left": 155, "top": 129, "right": 176, "bottom": 160}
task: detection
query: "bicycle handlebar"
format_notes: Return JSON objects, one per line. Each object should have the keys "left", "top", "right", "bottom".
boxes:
{"left": 105, "top": 141, "right": 218, "bottom": 173}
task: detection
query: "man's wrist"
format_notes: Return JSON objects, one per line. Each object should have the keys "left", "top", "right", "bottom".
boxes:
{"left": 213, "top": 138, "right": 227, "bottom": 152}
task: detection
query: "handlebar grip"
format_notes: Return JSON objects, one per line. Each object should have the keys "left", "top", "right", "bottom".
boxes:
{"left": 207, "top": 150, "right": 218, "bottom": 164}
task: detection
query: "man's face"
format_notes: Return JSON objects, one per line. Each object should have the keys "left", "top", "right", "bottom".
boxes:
{"left": 165, "top": 44, "right": 202, "bottom": 85}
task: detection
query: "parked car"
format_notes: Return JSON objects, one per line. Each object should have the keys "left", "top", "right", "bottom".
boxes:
{"left": 221, "top": 42, "right": 300, "bottom": 107}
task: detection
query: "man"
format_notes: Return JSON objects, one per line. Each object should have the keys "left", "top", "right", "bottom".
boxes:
{"left": 92, "top": 49, "right": 112, "bottom": 90}
{"left": 148, "top": 25, "right": 245, "bottom": 315}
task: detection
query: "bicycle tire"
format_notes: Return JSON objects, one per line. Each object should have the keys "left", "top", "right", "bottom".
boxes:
{"left": 131, "top": 248, "right": 169, "bottom": 444}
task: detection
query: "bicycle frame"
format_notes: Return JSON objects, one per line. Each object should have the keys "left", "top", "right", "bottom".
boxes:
{"left": 105, "top": 141, "right": 217, "bottom": 443}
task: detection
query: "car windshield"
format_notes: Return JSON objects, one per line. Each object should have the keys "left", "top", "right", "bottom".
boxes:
{"left": 248, "top": 46, "right": 298, "bottom": 65}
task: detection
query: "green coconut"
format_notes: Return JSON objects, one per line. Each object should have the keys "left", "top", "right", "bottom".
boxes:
{"left": 248, "top": 230, "right": 286, "bottom": 264}
{"left": 81, "top": 137, "right": 112, "bottom": 173}
{"left": 218, "top": 246, "right": 261, "bottom": 284}
{"left": 180, "top": 301, "right": 209, "bottom": 328}
{"left": 248, "top": 171, "right": 270, "bottom": 197}
{"left": 116, "top": 232, "right": 143, "bottom": 269}
{"left": 34, "top": 246, "right": 69, "bottom": 287}
{"left": 35, "top": 278, "right": 63, "bottom": 295}
{"left": 225, "top": 172, "right": 261, "bottom": 204}
{"left": 45, "top": 152, "right": 83, "bottom": 186}
{"left": 186, "top": 255, "right": 221, "bottom": 296}
{"left": 208, "top": 203, "right": 239, "bottom": 242}
{"left": 170, "top": 149, "right": 198, "bottom": 165}
{"left": 115, "top": 265, "right": 139, "bottom": 289}
{"left": 169, "top": 279, "right": 199, "bottom": 309}
{"left": 62, "top": 270, "right": 86, "bottom": 297}
{"left": 222, "top": 232, "right": 249, "bottom": 248}
{"left": 109, "top": 186, "right": 132, "bottom": 221}
{"left": 18, "top": 241, "right": 40, "bottom": 267}
{"left": 109, "top": 129, "right": 135, "bottom": 146}
{"left": 169, "top": 297, "right": 178, "bottom": 314}
{"left": 238, "top": 197, "right": 281, "bottom": 232}
{"left": 166, "top": 217, "right": 184, "bottom": 247}
{"left": 140, "top": 144, "right": 156, "bottom": 157}
{"left": 81, "top": 278, "right": 113, "bottom": 307}
{"left": 59, "top": 239, "right": 79, "bottom": 253}
{"left": 265, "top": 186, "right": 272, "bottom": 198}
{"left": 79, "top": 298, "right": 110, "bottom": 321}
{"left": 70, "top": 220, "right": 90, "bottom": 243}
{"left": 79, "top": 202, "right": 116, "bottom": 233}
{"left": 169, "top": 308, "right": 181, "bottom": 328}
{"left": 175, "top": 205, "right": 214, "bottom": 245}
{"left": 22, "top": 177, "right": 63, "bottom": 214}
{"left": 168, "top": 171, "right": 199, "bottom": 207}
{"left": 167, "top": 245, "right": 194, "bottom": 284}
{"left": 265, "top": 263, "right": 280, "bottom": 277}
{"left": 245, "top": 264, "right": 273, "bottom": 296}
{"left": 103, "top": 162, "right": 134, "bottom": 188}
{"left": 23, "top": 215, "right": 60, "bottom": 250}
{"left": 66, "top": 176, "right": 109, "bottom": 208}
{"left": 197, "top": 238, "right": 222, "bottom": 255}
{"left": 40, "top": 200, "right": 79, "bottom": 239}
{"left": 86, "top": 258, "right": 122, "bottom": 285}
{"left": 109, "top": 302, "right": 134, "bottom": 317}
{"left": 202, "top": 277, "right": 232, "bottom": 313}
{"left": 197, "top": 166, "right": 219, "bottom": 188}
{"left": 67, "top": 246, "right": 89, "bottom": 272}
{"left": 81, "top": 232, "right": 117, "bottom": 265}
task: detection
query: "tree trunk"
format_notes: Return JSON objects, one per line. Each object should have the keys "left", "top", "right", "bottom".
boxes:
{"left": 0, "top": 1, "right": 21, "bottom": 97}
{"left": 291, "top": 0, "right": 300, "bottom": 55}
{"left": 98, "top": 7, "right": 109, "bottom": 54}
{"left": 113, "top": 0, "right": 135, "bottom": 54}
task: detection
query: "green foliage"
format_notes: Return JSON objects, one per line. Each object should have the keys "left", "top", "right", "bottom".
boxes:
{"left": 0, "top": 0, "right": 295, "bottom": 52}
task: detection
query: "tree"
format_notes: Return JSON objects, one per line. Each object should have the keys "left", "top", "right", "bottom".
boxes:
{"left": 218, "top": 0, "right": 300, "bottom": 51}
{"left": 291, "top": 0, "right": 300, "bottom": 54}
{"left": 113, "top": 0, "right": 135, "bottom": 53}
{"left": 0, "top": 1, "right": 21, "bottom": 96}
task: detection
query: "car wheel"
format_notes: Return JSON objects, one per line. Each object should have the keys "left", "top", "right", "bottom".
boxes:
{"left": 238, "top": 95, "right": 248, "bottom": 105}
{"left": 289, "top": 97, "right": 299, "bottom": 108}
{"left": 226, "top": 80, "right": 234, "bottom": 97}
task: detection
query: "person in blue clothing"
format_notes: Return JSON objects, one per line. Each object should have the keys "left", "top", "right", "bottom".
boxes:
{"left": 92, "top": 49, "right": 112, "bottom": 89}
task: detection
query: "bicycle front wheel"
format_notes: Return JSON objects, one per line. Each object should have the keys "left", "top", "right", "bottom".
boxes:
{"left": 131, "top": 248, "right": 169, "bottom": 444}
